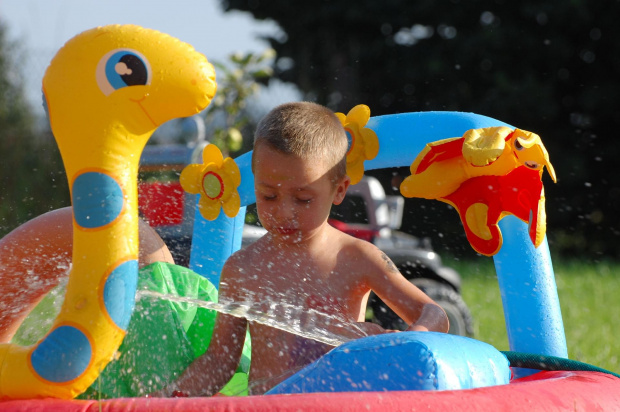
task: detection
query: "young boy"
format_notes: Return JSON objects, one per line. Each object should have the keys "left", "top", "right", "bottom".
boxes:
{"left": 163, "top": 102, "right": 449, "bottom": 396}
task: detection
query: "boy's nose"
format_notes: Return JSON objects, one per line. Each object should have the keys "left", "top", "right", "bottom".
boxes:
{"left": 275, "top": 200, "right": 296, "bottom": 221}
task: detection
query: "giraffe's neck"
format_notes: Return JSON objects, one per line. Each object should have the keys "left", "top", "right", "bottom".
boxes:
{"left": 58, "top": 134, "right": 148, "bottom": 334}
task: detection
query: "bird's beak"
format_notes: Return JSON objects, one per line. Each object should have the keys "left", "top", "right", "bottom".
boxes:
{"left": 514, "top": 129, "right": 557, "bottom": 183}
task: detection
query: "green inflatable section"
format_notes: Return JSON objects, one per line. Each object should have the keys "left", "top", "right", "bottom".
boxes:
{"left": 13, "top": 262, "right": 251, "bottom": 398}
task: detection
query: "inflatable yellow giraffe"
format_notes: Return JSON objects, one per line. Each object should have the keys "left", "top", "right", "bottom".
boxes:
{"left": 0, "top": 25, "right": 216, "bottom": 399}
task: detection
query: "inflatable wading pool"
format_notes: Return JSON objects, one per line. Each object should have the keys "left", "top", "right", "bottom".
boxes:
{"left": 1, "top": 25, "right": 619, "bottom": 411}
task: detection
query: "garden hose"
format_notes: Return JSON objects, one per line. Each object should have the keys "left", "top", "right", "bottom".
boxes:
{"left": 501, "top": 351, "right": 620, "bottom": 379}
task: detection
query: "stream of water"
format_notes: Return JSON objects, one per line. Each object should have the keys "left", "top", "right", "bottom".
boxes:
{"left": 137, "top": 289, "right": 371, "bottom": 347}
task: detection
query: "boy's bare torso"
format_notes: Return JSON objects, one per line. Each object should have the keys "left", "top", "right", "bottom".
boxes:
{"left": 221, "top": 227, "right": 381, "bottom": 394}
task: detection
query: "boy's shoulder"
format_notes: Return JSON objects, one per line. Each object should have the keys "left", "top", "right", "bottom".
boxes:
{"left": 332, "top": 228, "right": 386, "bottom": 262}
{"left": 333, "top": 225, "right": 375, "bottom": 246}
{"left": 223, "top": 236, "right": 270, "bottom": 272}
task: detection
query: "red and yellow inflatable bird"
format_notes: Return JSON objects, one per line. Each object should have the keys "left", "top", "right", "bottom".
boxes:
{"left": 400, "top": 127, "right": 556, "bottom": 256}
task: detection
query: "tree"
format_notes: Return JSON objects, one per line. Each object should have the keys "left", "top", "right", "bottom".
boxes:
{"left": 0, "top": 22, "right": 69, "bottom": 236}
{"left": 222, "top": 0, "right": 620, "bottom": 258}
{"left": 203, "top": 50, "right": 275, "bottom": 156}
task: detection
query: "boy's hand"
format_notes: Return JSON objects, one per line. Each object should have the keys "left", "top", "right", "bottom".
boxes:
{"left": 408, "top": 303, "right": 449, "bottom": 333}
{"left": 148, "top": 387, "right": 173, "bottom": 398}
{"left": 148, "top": 382, "right": 188, "bottom": 398}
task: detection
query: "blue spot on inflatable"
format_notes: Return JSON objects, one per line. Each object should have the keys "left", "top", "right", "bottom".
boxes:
{"left": 72, "top": 172, "right": 124, "bottom": 228}
{"left": 31, "top": 325, "right": 92, "bottom": 383}
{"left": 103, "top": 259, "right": 139, "bottom": 330}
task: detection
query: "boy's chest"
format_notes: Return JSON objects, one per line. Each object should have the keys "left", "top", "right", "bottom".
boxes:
{"left": 248, "top": 254, "right": 354, "bottom": 288}
{"left": 239, "top": 262, "right": 367, "bottom": 322}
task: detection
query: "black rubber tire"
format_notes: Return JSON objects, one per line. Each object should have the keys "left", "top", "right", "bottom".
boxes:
{"left": 368, "top": 278, "right": 475, "bottom": 337}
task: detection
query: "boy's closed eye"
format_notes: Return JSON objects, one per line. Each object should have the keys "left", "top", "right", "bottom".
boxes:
{"left": 261, "top": 195, "right": 311, "bottom": 203}
{"left": 256, "top": 188, "right": 277, "bottom": 201}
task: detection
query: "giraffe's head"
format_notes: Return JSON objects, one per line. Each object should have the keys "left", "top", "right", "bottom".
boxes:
{"left": 42, "top": 25, "right": 216, "bottom": 161}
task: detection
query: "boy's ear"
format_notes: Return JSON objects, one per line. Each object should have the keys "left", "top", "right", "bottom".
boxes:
{"left": 333, "top": 175, "right": 351, "bottom": 205}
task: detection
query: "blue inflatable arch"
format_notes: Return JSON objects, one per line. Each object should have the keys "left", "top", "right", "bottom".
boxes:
{"left": 188, "top": 111, "right": 568, "bottom": 376}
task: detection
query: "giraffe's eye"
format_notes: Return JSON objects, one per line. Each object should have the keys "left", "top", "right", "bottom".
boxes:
{"left": 96, "top": 49, "right": 151, "bottom": 96}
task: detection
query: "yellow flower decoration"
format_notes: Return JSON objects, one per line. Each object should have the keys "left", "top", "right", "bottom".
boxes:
{"left": 335, "top": 104, "right": 379, "bottom": 185}
{"left": 180, "top": 144, "right": 241, "bottom": 221}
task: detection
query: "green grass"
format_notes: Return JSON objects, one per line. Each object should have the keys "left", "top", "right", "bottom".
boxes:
{"left": 449, "top": 258, "right": 620, "bottom": 374}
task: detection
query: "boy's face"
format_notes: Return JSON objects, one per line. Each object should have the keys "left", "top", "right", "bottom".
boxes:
{"left": 253, "top": 143, "right": 349, "bottom": 244}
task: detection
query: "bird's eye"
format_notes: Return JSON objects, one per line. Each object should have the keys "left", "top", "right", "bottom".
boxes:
{"left": 96, "top": 49, "right": 151, "bottom": 96}
{"left": 514, "top": 138, "right": 525, "bottom": 151}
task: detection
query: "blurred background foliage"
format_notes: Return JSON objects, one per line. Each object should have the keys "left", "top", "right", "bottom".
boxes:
{"left": 1, "top": 1, "right": 620, "bottom": 261}
{"left": 0, "top": 22, "right": 69, "bottom": 232}
{"left": 203, "top": 49, "right": 275, "bottom": 156}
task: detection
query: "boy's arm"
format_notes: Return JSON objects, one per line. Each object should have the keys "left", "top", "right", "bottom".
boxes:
{"left": 153, "top": 259, "right": 249, "bottom": 397}
{"left": 156, "top": 311, "right": 247, "bottom": 397}
{"left": 364, "top": 247, "right": 449, "bottom": 333}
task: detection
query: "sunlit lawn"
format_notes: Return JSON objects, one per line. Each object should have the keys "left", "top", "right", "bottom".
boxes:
{"left": 449, "top": 258, "right": 620, "bottom": 373}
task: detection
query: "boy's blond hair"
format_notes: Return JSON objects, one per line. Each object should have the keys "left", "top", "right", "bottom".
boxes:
{"left": 253, "top": 102, "right": 348, "bottom": 182}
